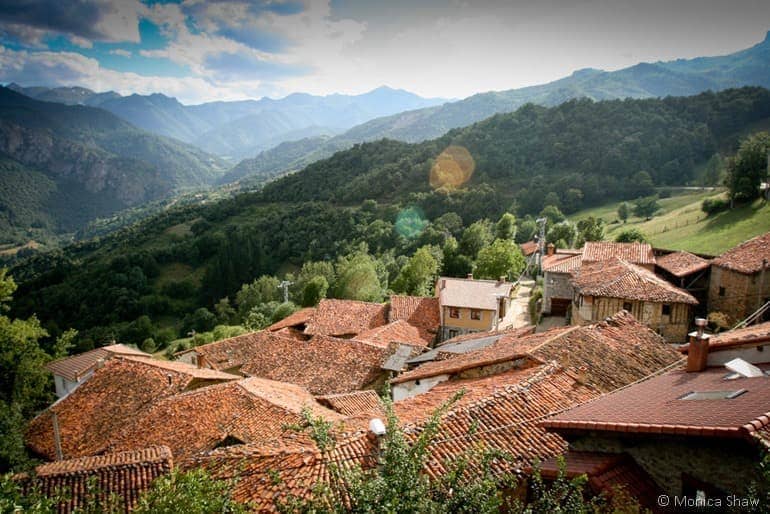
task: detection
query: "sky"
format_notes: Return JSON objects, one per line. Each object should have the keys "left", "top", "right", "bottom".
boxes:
{"left": 0, "top": 0, "right": 769, "bottom": 105}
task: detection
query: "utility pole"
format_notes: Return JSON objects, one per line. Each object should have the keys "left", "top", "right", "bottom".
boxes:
{"left": 535, "top": 217, "right": 547, "bottom": 269}
{"left": 278, "top": 280, "right": 293, "bottom": 303}
{"left": 765, "top": 150, "right": 770, "bottom": 201}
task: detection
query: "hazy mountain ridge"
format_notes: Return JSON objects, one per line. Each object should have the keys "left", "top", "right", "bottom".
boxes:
{"left": 7, "top": 84, "right": 449, "bottom": 160}
{"left": 223, "top": 31, "right": 770, "bottom": 188}
{"left": 0, "top": 87, "right": 225, "bottom": 244}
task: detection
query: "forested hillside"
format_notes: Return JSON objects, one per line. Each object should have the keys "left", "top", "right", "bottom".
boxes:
{"left": 0, "top": 87, "right": 226, "bottom": 246}
{"left": 9, "top": 87, "right": 770, "bottom": 355}
{"left": 224, "top": 31, "right": 770, "bottom": 188}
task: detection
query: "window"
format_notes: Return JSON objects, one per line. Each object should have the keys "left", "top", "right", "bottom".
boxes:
{"left": 679, "top": 389, "right": 747, "bottom": 400}
{"left": 470, "top": 309, "right": 482, "bottom": 320}
{"left": 622, "top": 302, "right": 632, "bottom": 311}
{"left": 449, "top": 307, "right": 460, "bottom": 319}
{"left": 662, "top": 304, "right": 671, "bottom": 316}
{"left": 448, "top": 329, "right": 459, "bottom": 339}
{"left": 719, "top": 286, "right": 726, "bottom": 297}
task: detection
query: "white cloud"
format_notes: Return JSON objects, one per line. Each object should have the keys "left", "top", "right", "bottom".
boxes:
{"left": 108, "top": 48, "right": 131, "bottom": 57}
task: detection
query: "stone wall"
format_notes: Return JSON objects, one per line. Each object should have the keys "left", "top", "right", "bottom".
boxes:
{"left": 709, "top": 266, "right": 770, "bottom": 324}
{"left": 542, "top": 271, "right": 573, "bottom": 314}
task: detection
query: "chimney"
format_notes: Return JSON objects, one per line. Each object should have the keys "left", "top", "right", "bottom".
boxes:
{"left": 686, "top": 318, "right": 710, "bottom": 373}
{"left": 467, "top": 273, "right": 473, "bottom": 280}
{"left": 95, "top": 358, "right": 105, "bottom": 369}
{"left": 547, "top": 243, "right": 555, "bottom": 256}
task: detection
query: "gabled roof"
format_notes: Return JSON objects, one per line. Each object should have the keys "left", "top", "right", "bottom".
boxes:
{"left": 581, "top": 241, "right": 655, "bottom": 266}
{"left": 266, "top": 307, "right": 317, "bottom": 332}
{"left": 46, "top": 344, "right": 149, "bottom": 382}
{"left": 316, "top": 390, "right": 383, "bottom": 416}
{"left": 26, "top": 357, "right": 238, "bottom": 461}
{"left": 388, "top": 295, "right": 440, "bottom": 341}
{"left": 436, "top": 277, "right": 513, "bottom": 310}
{"left": 543, "top": 364, "right": 770, "bottom": 440}
{"left": 177, "top": 330, "right": 300, "bottom": 372}
{"left": 571, "top": 258, "right": 698, "bottom": 304}
{"left": 656, "top": 251, "right": 710, "bottom": 277}
{"left": 109, "top": 378, "right": 342, "bottom": 462}
{"left": 542, "top": 253, "right": 582, "bottom": 274}
{"left": 30, "top": 446, "right": 173, "bottom": 513}
{"left": 392, "top": 311, "right": 682, "bottom": 390}
{"left": 520, "top": 241, "right": 539, "bottom": 256}
{"left": 240, "top": 335, "right": 388, "bottom": 395}
{"left": 353, "top": 319, "right": 432, "bottom": 348}
{"left": 712, "top": 231, "right": 770, "bottom": 274}
{"left": 304, "top": 299, "right": 388, "bottom": 337}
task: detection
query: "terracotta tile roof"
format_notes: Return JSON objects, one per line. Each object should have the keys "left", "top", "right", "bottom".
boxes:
{"left": 177, "top": 330, "right": 300, "bottom": 372}
{"left": 400, "top": 363, "right": 600, "bottom": 478}
{"left": 436, "top": 277, "right": 514, "bottom": 310}
{"left": 581, "top": 241, "right": 655, "bottom": 266}
{"left": 679, "top": 322, "right": 770, "bottom": 354}
{"left": 542, "top": 253, "right": 582, "bottom": 274}
{"left": 46, "top": 344, "right": 149, "bottom": 382}
{"left": 388, "top": 295, "right": 440, "bottom": 342}
{"left": 571, "top": 258, "right": 698, "bottom": 305}
{"left": 190, "top": 435, "right": 377, "bottom": 512}
{"left": 304, "top": 299, "right": 388, "bottom": 337}
{"left": 109, "top": 378, "right": 342, "bottom": 462}
{"left": 29, "top": 446, "right": 173, "bottom": 513}
{"left": 240, "top": 335, "right": 388, "bottom": 395}
{"left": 353, "top": 319, "right": 432, "bottom": 348}
{"left": 393, "top": 311, "right": 681, "bottom": 390}
{"left": 266, "top": 307, "right": 317, "bottom": 332}
{"left": 26, "top": 357, "right": 238, "bottom": 461}
{"left": 534, "top": 451, "right": 663, "bottom": 510}
{"left": 712, "top": 231, "right": 770, "bottom": 274}
{"left": 656, "top": 251, "right": 710, "bottom": 277}
{"left": 316, "top": 390, "right": 384, "bottom": 416}
{"left": 520, "top": 241, "right": 539, "bottom": 256}
{"left": 543, "top": 364, "right": 770, "bottom": 440}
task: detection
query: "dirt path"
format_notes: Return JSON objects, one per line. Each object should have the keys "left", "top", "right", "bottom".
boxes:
{"left": 509, "top": 279, "right": 534, "bottom": 329}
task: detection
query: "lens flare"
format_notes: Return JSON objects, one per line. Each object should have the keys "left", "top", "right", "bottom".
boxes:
{"left": 395, "top": 207, "right": 428, "bottom": 239}
{"left": 430, "top": 145, "right": 475, "bottom": 190}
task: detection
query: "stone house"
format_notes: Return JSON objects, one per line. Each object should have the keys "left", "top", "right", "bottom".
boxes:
{"left": 541, "top": 245, "right": 581, "bottom": 316}
{"left": 435, "top": 274, "right": 515, "bottom": 342}
{"left": 543, "top": 334, "right": 770, "bottom": 504}
{"left": 708, "top": 231, "right": 770, "bottom": 325}
{"left": 571, "top": 258, "right": 698, "bottom": 342}
{"left": 581, "top": 241, "right": 656, "bottom": 271}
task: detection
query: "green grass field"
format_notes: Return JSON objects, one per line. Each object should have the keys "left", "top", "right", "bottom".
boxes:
{"left": 570, "top": 189, "right": 770, "bottom": 255}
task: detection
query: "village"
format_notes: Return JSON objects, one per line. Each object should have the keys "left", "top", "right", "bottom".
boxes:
{"left": 20, "top": 230, "right": 770, "bottom": 512}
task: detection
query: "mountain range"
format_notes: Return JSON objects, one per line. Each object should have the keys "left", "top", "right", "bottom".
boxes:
{"left": 7, "top": 84, "right": 449, "bottom": 160}
{"left": 0, "top": 87, "right": 225, "bottom": 246}
{"left": 224, "top": 30, "right": 770, "bottom": 188}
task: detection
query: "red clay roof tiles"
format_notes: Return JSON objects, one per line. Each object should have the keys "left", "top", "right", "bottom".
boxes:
{"left": 543, "top": 364, "right": 770, "bottom": 440}
{"left": 177, "top": 330, "right": 300, "bottom": 372}
{"left": 26, "top": 357, "right": 238, "bottom": 461}
{"left": 240, "top": 335, "right": 388, "bottom": 395}
{"left": 680, "top": 322, "right": 770, "bottom": 354}
{"left": 266, "top": 307, "right": 317, "bottom": 332}
{"left": 582, "top": 241, "right": 655, "bottom": 265}
{"left": 353, "top": 319, "right": 432, "bottom": 348}
{"left": 656, "top": 251, "right": 711, "bottom": 277}
{"left": 712, "top": 231, "right": 770, "bottom": 274}
{"left": 388, "top": 295, "right": 440, "bottom": 343}
{"left": 572, "top": 258, "right": 698, "bottom": 304}
{"left": 29, "top": 446, "right": 173, "bottom": 513}
{"left": 46, "top": 344, "right": 149, "bottom": 382}
{"left": 542, "top": 253, "right": 582, "bottom": 274}
{"left": 304, "top": 299, "right": 388, "bottom": 337}
{"left": 316, "top": 390, "right": 384, "bottom": 416}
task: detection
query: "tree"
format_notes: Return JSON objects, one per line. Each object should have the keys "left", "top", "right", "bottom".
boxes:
{"left": 334, "top": 252, "right": 382, "bottom": 302}
{"left": 459, "top": 220, "right": 494, "bottom": 259}
{"left": 725, "top": 132, "right": 770, "bottom": 201}
{"left": 632, "top": 195, "right": 661, "bottom": 219}
{"left": 617, "top": 202, "right": 630, "bottom": 223}
{"left": 271, "top": 302, "right": 298, "bottom": 323}
{"left": 576, "top": 217, "right": 605, "bottom": 246}
{"left": 214, "top": 297, "right": 237, "bottom": 325}
{"left": 0, "top": 270, "right": 55, "bottom": 472}
{"left": 495, "top": 213, "right": 517, "bottom": 241}
{"left": 182, "top": 308, "right": 217, "bottom": 335}
{"left": 474, "top": 240, "right": 526, "bottom": 280}
{"left": 546, "top": 222, "right": 577, "bottom": 249}
{"left": 235, "top": 276, "right": 281, "bottom": 318}
{"left": 441, "top": 237, "right": 473, "bottom": 277}
{"left": 392, "top": 246, "right": 440, "bottom": 296}
{"left": 134, "top": 468, "right": 248, "bottom": 514}
{"left": 539, "top": 205, "right": 566, "bottom": 226}
{"left": 301, "top": 276, "right": 329, "bottom": 307}
{"left": 614, "top": 228, "right": 647, "bottom": 243}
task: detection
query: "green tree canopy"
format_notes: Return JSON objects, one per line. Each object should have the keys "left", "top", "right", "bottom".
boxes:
{"left": 726, "top": 131, "right": 770, "bottom": 201}
{"left": 301, "top": 276, "right": 329, "bottom": 307}
{"left": 459, "top": 220, "right": 493, "bottom": 259}
{"left": 134, "top": 468, "right": 248, "bottom": 514}
{"left": 474, "top": 239, "right": 526, "bottom": 280}
{"left": 392, "top": 246, "right": 440, "bottom": 296}
{"left": 494, "top": 213, "right": 517, "bottom": 241}
{"left": 334, "top": 252, "right": 383, "bottom": 302}
{"left": 617, "top": 202, "right": 630, "bottom": 223}
{"left": 632, "top": 195, "right": 661, "bottom": 218}
{"left": 615, "top": 228, "right": 647, "bottom": 243}
{"left": 235, "top": 275, "right": 281, "bottom": 317}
